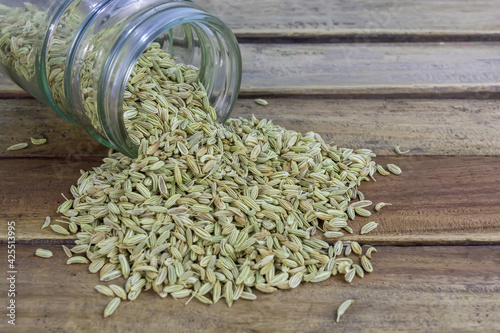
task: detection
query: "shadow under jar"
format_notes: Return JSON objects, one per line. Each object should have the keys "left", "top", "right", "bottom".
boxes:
{"left": 0, "top": 0, "right": 242, "bottom": 157}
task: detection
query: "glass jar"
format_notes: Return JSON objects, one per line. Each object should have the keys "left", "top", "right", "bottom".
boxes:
{"left": 0, "top": 0, "right": 241, "bottom": 157}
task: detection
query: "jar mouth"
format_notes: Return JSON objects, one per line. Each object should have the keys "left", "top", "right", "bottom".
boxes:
{"left": 99, "top": 4, "right": 241, "bottom": 158}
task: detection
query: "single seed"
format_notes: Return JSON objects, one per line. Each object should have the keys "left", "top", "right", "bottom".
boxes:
{"left": 394, "top": 146, "right": 410, "bottom": 155}
{"left": 61, "top": 245, "right": 73, "bottom": 258}
{"left": 254, "top": 98, "right": 268, "bottom": 106}
{"left": 50, "top": 224, "right": 70, "bottom": 235}
{"left": 41, "top": 216, "right": 51, "bottom": 229}
{"left": 336, "top": 299, "right": 354, "bottom": 323}
{"left": 361, "top": 256, "right": 373, "bottom": 272}
{"left": 30, "top": 137, "right": 47, "bottom": 145}
{"left": 387, "top": 164, "right": 402, "bottom": 175}
{"left": 365, "top": 246, "right": 378, "bottom": 259}
{"left": 67, "top": 256, "right": 90, "bottom": 264}
{"left": 7, "top": 143, "right": 28, "bottom": 151}
{"left": 375, "top": 202, "right": 392, "bottom": 211}
{"left": 104, "top": 297, "right": 121, "bottom": 318}
{"left": 360, "top": 221, "right": 379, "bottom": 235}
{"left": 35, "top": 249, "right": 53, "bottom": 258}
{"left": 95, "top": 285, "right": 115, "bottom": 297}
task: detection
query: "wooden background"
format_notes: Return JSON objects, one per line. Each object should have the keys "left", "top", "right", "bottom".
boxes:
{"left": 1, "top": 0, "right": 500, "bottom": 332}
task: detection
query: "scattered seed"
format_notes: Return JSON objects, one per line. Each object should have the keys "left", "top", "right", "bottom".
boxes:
{"left": 35, "top": 249, "right": 53, "bottom": 258}
{"left": 41, "top": 216, "right": 51, "bottom": 229}
{"left": 394, "top": 146, "right": 410, "bottom": 155}
{"left": 7, "top": 143, "right": 28, "bottom": 151}
{"left": 254, "top": 98, "right": 268, "bottom": 106}
{"left": 360, "top": 222, "right": 379, "bottom": 235}
{"left": 104, "top": 297, "right": 121, "bottom": 318}
{"left": 387, "top": 164, "right": 402, "bottom": 175}
{"left": 336, "top": 299, "right": 354, "bottom": 323}
{"left": 30, "top": 137, "right": 47, "bottom": 145}
{"left": 61, "top": 245, "right": 73, "bottom": 258}
{"left": 361, "top": 256, "right": 373, "bottom": 273}
{"left": 375, "top": 202, "right": 392, "bottom": 211}
{"left": 365, "top": 246, "right": 378, "bottom": 259}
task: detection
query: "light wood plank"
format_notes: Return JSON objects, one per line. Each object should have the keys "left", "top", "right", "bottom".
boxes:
{"left": 1, "top": 156, "right": 499, "bottom": 244}
{"left": 2, "top": 98, "right": 500, "bottom": 158}
{"left": 2, "top": 43, "right": 500, "bottom": 98}
{"left": 239, "top": 43, "right": 500, "bottom": 96}
{"left": 199, "top": 0, "right": 500, "bottom": 39}
{"left": 1, "top": 245, "right": 499, "bottom": 332}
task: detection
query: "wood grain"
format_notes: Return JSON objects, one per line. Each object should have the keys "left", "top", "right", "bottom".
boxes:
{"left": 198, "top": 0, "right": 500, "bottom": 41}
{"left": 1, "top": 244, "right": 498, "bottom": 332}
{"left": 2, "top": 98, "right": 500, "bottom": 158}
{"left": 2, "top": 156, "right": 499, "bottom": 244}
{"left": 0, "top": 99, "right": 106, "bottom": 158}
{"left": 2, "top": 43, "right": 500, "bottom": 98}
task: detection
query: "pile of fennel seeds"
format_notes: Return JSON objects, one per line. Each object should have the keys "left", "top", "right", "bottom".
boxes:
{"left": 44, "top": 43, "right": 400, "bottom": 317}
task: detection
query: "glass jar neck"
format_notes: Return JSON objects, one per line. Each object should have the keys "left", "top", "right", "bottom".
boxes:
{"left": 55, "top": 0, "right": 241, "bottom": 157}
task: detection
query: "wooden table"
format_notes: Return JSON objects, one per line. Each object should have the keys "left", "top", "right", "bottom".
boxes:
{"left": 1, "top": 1, "right": 500, "bottom": 332}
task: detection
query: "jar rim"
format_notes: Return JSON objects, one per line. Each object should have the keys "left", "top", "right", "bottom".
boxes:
{"left": 98, "top": 2, "right": 242, "bottom": 157}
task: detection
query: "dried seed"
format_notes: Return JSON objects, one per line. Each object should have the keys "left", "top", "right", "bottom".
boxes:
{"left": 41, "top": 216, "right": 51, "bottom": 229}
{"left": 104, "top": 297, "right": 121, "bottom": 317}
{"left": 254, "top": 98, "right": 268, "bottom": 106}
{"left": 374, "top": 202, "right": 392, "bottom": 211}
{"left": 354, "top": 207, "right": 371, "bottom": 217}
{"left": 7, "top": 143, "right": 28, "bottom": 151}
{"left": 35, "top": 249, "right": 53, "bottom": 258}
{"left": 361, "top": 256, "right": 373, "bottom": 272}
{"left": 365, "top": 246, "right": 377, "bottom": 259}
{"left": 67, "top": 256, "right": 89, "bottom": 264}
{"left": 95, "top": 285, "right": 115, "bottom": 297}
{"left": 30, "top": 137, "right": 47, "bottom": 145}
{"left": 324, "top": 231, "right": 344, "bottom": 239}
{"left": 50, "top": 224, "right": 70, "bottom": 235}
{"left": 61, "top": 245, "right": 73, "bottom": 258}
{"left": 387, "top": 164, "right": 402, "bottom": 175}
{"left": 336, "top": 299, "right": 354, "bottom": 323}
{"left": 109, "top": 285, "right": 127, "bottom": 300}
{"left": 350, "top": 241, "right": 362, "bottom": 255}
{"left": 376, "top": 165, "right": 390, "bottom": 176}
{"left": 344, "top": 268, "right": 355, "bottom": 283}
{"left": 394, "top": 146, "right": 410, "bottom": 155}
{"left": 360, "top": 221, "right": 379, "bottom": 235}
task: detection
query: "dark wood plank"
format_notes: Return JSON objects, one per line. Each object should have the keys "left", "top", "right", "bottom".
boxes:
{"left": 2, "top": 43, "right": 500, "bottom": 98}
{"left": 1, "top": 245, "right": 499, "bottom": 332}
{"left": 2, "top": 98, "right": 500, "bottom": 158}
{"left": 1, "top": 156, "right": 500, "bottom": 244}
{"left": 199, "top": 0, "right": 500, "bottom": 41}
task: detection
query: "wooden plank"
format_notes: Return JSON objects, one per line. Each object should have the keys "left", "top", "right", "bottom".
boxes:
{"left": 0, "top": 99, "right": 106, "bottom": 158}
{"left": 198, "top": 0, "right": 500, "bottom": 40}
{"left": 2, "top": 245, "right": 499, "bottom": 331}
{"left": 1, "top": 156, "right": 500, "bottom": 244}
{"left": 2, "top": 98, "right": 500, "bottom": 158}
{"left": 2, "top": 42, "right": 500, "bottom": 98}
{"left": 238, "top": 43, "right": 500, "bottom": 96}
